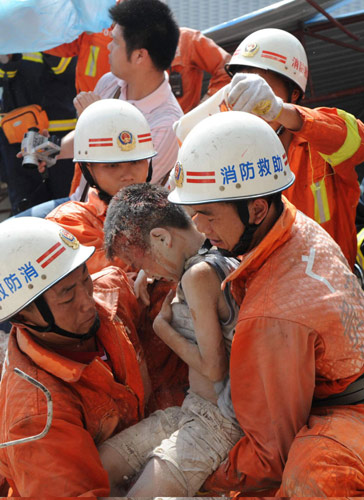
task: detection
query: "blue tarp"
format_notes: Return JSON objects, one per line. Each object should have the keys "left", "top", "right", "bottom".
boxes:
{"left": 0, "top": 0, "right": 115, "bottom": 54}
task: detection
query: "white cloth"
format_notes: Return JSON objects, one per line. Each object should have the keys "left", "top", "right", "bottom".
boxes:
{"left": 94, "top": 72, "right": 183, "bottom": 184}
{"left": 228, "top": 73, "right": 283, "bottom": 122}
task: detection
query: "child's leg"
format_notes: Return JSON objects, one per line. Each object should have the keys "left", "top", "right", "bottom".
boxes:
{"left": 127, "top": 392, "right": 244, "bottom": 497}
{"left": 98, "top": 442, "right": 135, "bottom": 495}
{"left": 128, "top": 456, "right": 189, "bottom": 497}
{"left": 98, "top": 406, "right": 181, "bottom": 492}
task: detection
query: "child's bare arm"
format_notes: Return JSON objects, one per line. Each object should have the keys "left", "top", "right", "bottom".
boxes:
{"left": 153, "top": 262, "right": 228, "bottom": 382}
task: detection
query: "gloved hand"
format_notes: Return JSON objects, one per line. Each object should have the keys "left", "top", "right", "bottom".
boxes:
{"left": 227, "top": 73, "right": 283, "bottom": 122}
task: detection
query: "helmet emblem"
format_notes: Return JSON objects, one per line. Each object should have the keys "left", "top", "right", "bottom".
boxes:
{"left": 59, "top": 228, "right": 80, "bottom": 250}
{"left": 117, "top": 131, "right": 136, "bottom": 151}
{"left": 174, "top": 162, "right": 184, "bottom": 188}
{"left": 243, "top": 42, "right": 259, "bottom": 57}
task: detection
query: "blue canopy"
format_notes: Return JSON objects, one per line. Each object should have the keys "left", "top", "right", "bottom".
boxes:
{"left": 0, "top": 0, "right": 115, "bottom": 54}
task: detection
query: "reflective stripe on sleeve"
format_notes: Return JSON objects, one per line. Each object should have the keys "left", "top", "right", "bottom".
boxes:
{"left": 22, "top": 52, "right": 43, "bottom": 63}
{"left": 48, "top": 118, "right": 77, "bottom": 132}
{"left": 310, "top": 178, "right": 331, "bottom": 224}
{"left": 0, "top": 69, "right": 17, "bottom": 78}
{"left": 357, "top": 228, "right": 364, "bottom": 269}
{"left": 319, "top": 110, "right": 361, "bottom": 167}
{"left": 85, "top": 46, "right": 100, "bottom": 77}
{"left": 51, "top": 57, "right": 73, "bottom": 75}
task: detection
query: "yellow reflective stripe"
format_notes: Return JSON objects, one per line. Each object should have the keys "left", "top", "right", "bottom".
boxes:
{"left": 357, "top": 228, "right": 364, "bottom": 269}
{"left": 319, "top": 110, "right": 361, "bottom": 167}
{"left": 0, "top": 69, "right": 17, "bottom": 78}
{"left": 22, "top": 52, "right": 43, "bottom": 63}
{"left": 85, "top": 46, "right": 100, "bottom": 77}
{"left": 48, "top": 119, "right": 77, "bottom": 132}
{"left": 310, "top": 178, "right": 331, "bottom": 224}
{"left": 51, "top": 57, "right": 72, "bottom": 75}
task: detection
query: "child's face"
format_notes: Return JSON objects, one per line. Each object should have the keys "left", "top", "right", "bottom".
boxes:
{"left": 120, "top": 240, "right": 182, "bottom": 282}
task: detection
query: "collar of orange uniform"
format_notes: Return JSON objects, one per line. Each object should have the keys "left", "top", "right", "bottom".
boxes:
{"left": 222, "top": 196, "right": 297, "bottom": 292}
{"left": 16, "top": 328, "right": 88, "bottom": 383}
{"left": 87, "top": 187, "right": 108, "bottom": 217}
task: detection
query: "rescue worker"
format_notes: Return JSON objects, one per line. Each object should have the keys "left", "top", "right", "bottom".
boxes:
{"left": 168, "top": 27, "right": 231, "bottom": 112}
{"left": 168, "top": 111, "right": 364, "bottom": 497}
{"left": 47, "top": 98, "right": 156, "bottom": 275}
{"left": 227, "top": 28, "right": 364, "bottom": 270}
{"left": 176, "top": 28, "right": 364, "bottom": 270}
{"left": 0, "top": 217, "right": 149, "bottom": 497}
{"left": 47, "top": 98, "right": 188, "bottom": 410}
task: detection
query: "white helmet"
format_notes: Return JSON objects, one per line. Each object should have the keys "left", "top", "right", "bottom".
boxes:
{"left": 74, "top": 99, "right": 157, "bottom": 163}
{"left": 0, "top": 217, "right": 94, "bottom": 321}
{"left": 226, "top": 28, "right": 308, "bottom": 93}
{"left": 168, "top": 111, "right": 295, "bottom": 205}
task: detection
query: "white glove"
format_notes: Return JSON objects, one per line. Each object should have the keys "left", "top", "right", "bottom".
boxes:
{"left": 227, "top": 73, "right": 283, "bottom": 122}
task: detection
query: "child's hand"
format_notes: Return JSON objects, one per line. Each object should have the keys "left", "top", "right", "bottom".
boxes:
{"left": 153, "top": 290, "right": 175, "bottom": 333}
{"left": 134, "top": 270, "right": 152, "bottom": 306}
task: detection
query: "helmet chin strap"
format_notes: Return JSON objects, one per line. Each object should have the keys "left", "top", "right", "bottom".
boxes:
{"left": 146, "top": 158, "right": 153, "bottom": 183}
{"left": 217, "top": 200, "right": 258, "bottom": 258}
{"left": 219, "top": 196, "right": 283, "bottom": 258}
{"left": 21, "top": 295, "right": 100, "bottom": 341}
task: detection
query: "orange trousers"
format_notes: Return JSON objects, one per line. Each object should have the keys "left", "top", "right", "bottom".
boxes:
{"left": 277, "top": 406, "right": 364, "bottom": 496}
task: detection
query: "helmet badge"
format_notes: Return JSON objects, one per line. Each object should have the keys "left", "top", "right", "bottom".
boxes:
{"left": 174, "top": 162, "right": 184, "bottom": 188}
{"left": 59, "top": 228, "right": 80, "bottom": 250}
{"left": 117, "top": 131, "right": 136, "bottom": 151}
{"left": 243, "top": 42, "right": 259, "bottom": 57}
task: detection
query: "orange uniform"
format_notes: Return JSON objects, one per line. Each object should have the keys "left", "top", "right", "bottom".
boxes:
{"left": 205, "top": 197, "right": 364, "bottom": 496}
{"left": 171, "top": 27, "right": 231, "bottom": 112}
{"left": 46, "top": 29, "right": 112, "bottom": 93}
{"left": 286, "top": 105, "right": 364, "bottom": 269}
{"left": 0, "top": 266, "right": 146, "bottom": 497}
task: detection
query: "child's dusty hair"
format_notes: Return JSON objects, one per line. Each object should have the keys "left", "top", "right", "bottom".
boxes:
{"left": 104, "top": 183, "right": 191, "bottom": 260}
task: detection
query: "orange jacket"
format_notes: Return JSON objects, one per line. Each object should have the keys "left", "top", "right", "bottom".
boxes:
{"left": 46, "top": 191, "right": 188, "bottom": 409}
{"left": 171, "top": 27, "right": 231, "bottom": 112}
{"left": 0, "top": 267, "right": 146, "bottom": 497}
{"left": 45, "top": 30, "right": 112, "bottom": 93}
{"left": 285, "top": 106, "right": 364, "bottom": 269}
{"left": 206, "top": 197, "right": 364, "bottom": 493}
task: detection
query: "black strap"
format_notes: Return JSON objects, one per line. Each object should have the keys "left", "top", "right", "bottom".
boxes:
{"left": 312, "top": 373, "right": 364, "bottom": 407}
{"left": 113, "top": 86, "right": 121, "bottom": 100}
{"left": 80, "top": 180, "right": 90, "bottom": 202}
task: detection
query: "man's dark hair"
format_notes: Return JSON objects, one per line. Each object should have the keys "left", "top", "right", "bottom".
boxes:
{"left": 109, "top": 0, "right": 180, "bottom": 71}
{"left": 104, "top": 183, "right": 191, "bottom": 260}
